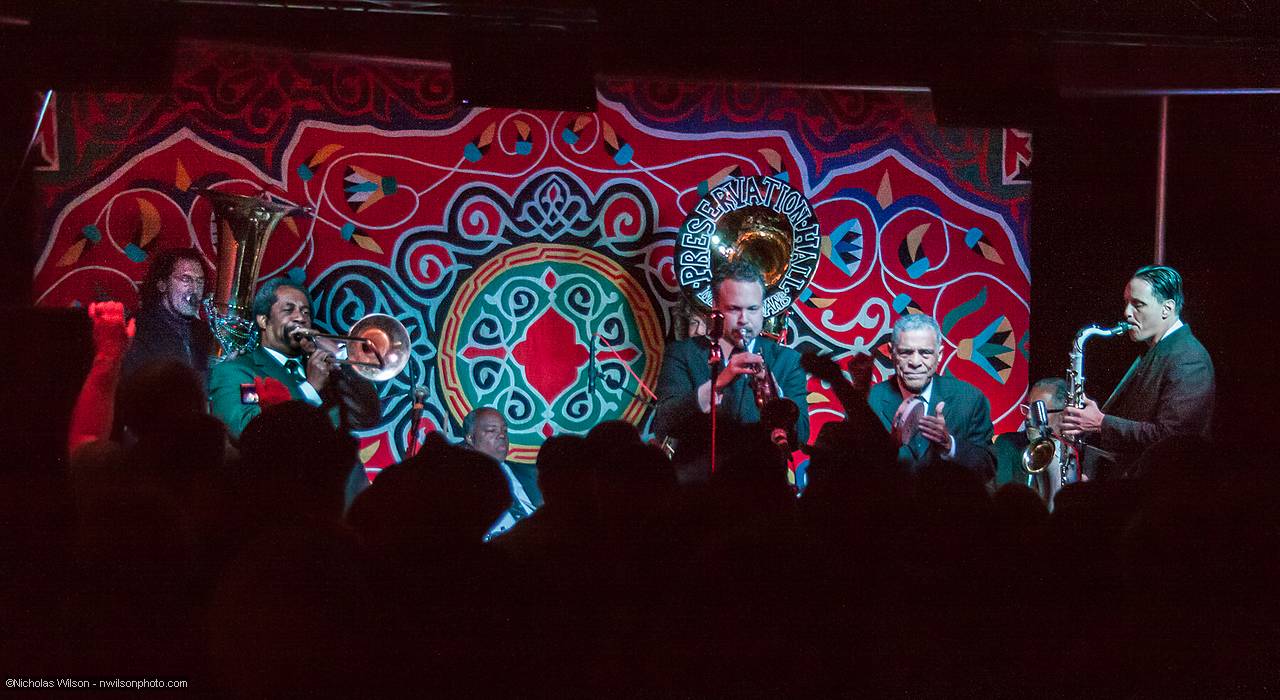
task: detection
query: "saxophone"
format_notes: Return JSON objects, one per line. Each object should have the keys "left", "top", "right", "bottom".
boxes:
{"left": 1024, "top": 322, "right": 1131, "bottom": 504}
{"left": 1068, "top": 322, "right": 1133, "bottom": 423}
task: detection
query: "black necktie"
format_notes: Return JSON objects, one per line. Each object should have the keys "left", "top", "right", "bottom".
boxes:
{"left": 284, "top": 357, "right": 305, "bottom": 381}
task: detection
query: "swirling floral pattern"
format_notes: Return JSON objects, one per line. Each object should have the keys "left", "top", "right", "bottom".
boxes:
{"left": 31, "top": 44, "right": 1030, "bottom": 474}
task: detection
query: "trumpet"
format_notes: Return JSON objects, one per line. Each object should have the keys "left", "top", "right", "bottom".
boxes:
{"left": 289, "top": 313, "right": 410, "bottom": 381}
{"left": 737, "top": 341, "right": 779, "bottom": 412}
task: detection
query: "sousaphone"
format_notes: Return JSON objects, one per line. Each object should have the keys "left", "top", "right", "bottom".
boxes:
{"left": 675, "top": 174, "right": 822, "bottom": 341}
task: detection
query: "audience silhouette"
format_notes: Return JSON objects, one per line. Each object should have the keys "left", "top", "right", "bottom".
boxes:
{"left": 6, "top": 347, "right": 1274, "bottom": 696}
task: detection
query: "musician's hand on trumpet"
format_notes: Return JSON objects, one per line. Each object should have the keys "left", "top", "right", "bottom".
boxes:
{"left": 289, "top": 325, "right": 341, "bottom": 392}
{"left": 714, "top": 349, "right": 765, "bottom": 393}
{"left": 304, "top": 343, "right": 339, "bottom": 391}
{"left": 1061, "top": 397, "right": 1104, "bottom": 438}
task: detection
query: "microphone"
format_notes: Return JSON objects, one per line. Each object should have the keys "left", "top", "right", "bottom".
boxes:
{"left": 290, "top": 327, "right": 320, "bottom": 341}
{"left": 1031, "top": 399, "right": 1049, "bottom": 430}
{"left": 588, "top": 333, "right": 596, "bottom": 394}
{"left": 1027, "top": 398, "right": 1052, "bottom": 442}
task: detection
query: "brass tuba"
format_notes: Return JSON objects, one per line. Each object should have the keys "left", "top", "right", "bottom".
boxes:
{"left": 196, "top": 189, "right": 308, "bottom": 358}
{"left": 673, "top": 175, "right": 821, "bottom": 448}
{"left": 675, "top": 174, "right": 822, "bottom": 345}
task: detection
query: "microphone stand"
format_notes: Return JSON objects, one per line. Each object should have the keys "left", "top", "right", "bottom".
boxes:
{"left": 708, "top": 339, "right": 722, "bottom": 476}
{"left": 706, "top": 310, "right": 725, "bottom": 476}
{"left": 600, "top": 376, "right": 655, "bottom": 406}
{"left": 588, "top": 333, "right": 596, "bottom": 395}
{"left": 406, "top": 385, "right": 427, "bottom": 459}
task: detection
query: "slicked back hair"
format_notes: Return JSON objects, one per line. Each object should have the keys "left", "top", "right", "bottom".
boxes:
{"left": 1133, "top": 264, "right": 1184, "bottom": 316}
{"left": 712, "top": 259, "right": 766, "bottom": 302}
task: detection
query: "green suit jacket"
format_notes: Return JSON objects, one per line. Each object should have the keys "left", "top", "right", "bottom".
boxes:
{"left": 208, "top": 345, "right": 383, "bottom": 441}
{"left": 208, "top": 346, "right": 316, "bottom": 439}
{"left": 652, "top": 336, "right": 810, "bottom": 445}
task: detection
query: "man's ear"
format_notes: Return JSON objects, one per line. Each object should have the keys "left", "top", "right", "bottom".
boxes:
{"left": 256, "top": 314, "right": 268, "bottom": 331}
{"left": 463, "top": 434, "right": 475, "bottom": 448}
{"left": 1162, "top": 299, "right": 1175, "bottom": 318}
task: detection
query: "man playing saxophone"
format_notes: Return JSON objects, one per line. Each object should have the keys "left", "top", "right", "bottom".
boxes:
{"left": 652, "top": 260, "right": 810, "bottom": 478}
{"left": 994, "top": 377, "right": 1076, "bottom": 506}
{"left": 1061, "top": 265, "right": 1215, "bottom": 478}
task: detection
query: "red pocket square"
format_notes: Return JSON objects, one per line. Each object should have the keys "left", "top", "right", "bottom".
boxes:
{"left": 254, "top": 376, "right": 293, "bottom": 407}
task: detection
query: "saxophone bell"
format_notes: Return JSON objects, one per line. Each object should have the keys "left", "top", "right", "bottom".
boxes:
{"left": 1022, "top": 435, "right": 1058, "bottom": 475}
{"left": 1021, "top": 399, "right": 1057, "bottom": 474}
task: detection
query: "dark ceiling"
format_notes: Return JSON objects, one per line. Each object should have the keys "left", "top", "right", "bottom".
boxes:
{"left": 0, "top": 0, "right": 1277, "bottom": 101}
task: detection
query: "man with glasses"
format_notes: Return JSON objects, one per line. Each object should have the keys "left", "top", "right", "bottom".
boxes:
{"left": 995, "top": 377, "right": 1071, "bottom": 492}
{"left": 867, "top": 313, "right": 996, "bottom": 482}
{"left": 122, "top": 247, "right": 217, "bottom": 386}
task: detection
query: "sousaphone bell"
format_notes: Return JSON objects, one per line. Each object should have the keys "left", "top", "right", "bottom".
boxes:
{"left": 675, "top": 175, "right": 821, "bottom": 343}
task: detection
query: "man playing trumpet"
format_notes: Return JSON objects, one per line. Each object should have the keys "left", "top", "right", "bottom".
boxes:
{"left": 208, "top": 277, "right": 382, "bottom": 440}
{"left": 652, "top": 260, "right": 810, "bottom": 478}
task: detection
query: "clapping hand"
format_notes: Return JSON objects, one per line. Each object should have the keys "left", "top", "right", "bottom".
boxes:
{"left": 800, "top": 351, "right": 845, "bottom": 386}
{"left": 802, "top": 351, "right": 876, "bottom": 420}
{"left": 918, "top": 400, "right": 952, "bottom": 450}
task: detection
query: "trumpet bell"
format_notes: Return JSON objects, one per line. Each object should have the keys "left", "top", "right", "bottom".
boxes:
{"left": 346, "top": 313, "right": 410, "bottom": 381}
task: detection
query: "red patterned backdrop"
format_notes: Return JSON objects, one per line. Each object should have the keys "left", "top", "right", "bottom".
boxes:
{"left": 30, "top": 43, "right": 1032, "bottom": 477}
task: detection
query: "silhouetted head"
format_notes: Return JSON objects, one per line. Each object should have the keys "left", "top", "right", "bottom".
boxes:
{"left": 118, "top": 360, "right": 206, "bottom": 440}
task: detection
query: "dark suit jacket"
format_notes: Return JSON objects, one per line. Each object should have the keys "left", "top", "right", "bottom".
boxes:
{"left": 504, "top": 461, "right": 544, "bottom": 521}
{"left": 994, "top": 431, "right": 1031, "bottom": 487}
{"left": 867, "top": 374, "right": 996, "bottom": 480}
{"left": 208, "top": 345, "right": 381, "bottom": 439}
{"left": 121, "top": 305, "right": 216, "bottom": 387}
{"left": 1090, "top": 324, "right": 1215, "bottom": 476}
{"left": 652, "top": 336, "right": 810, "bottom": 446}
